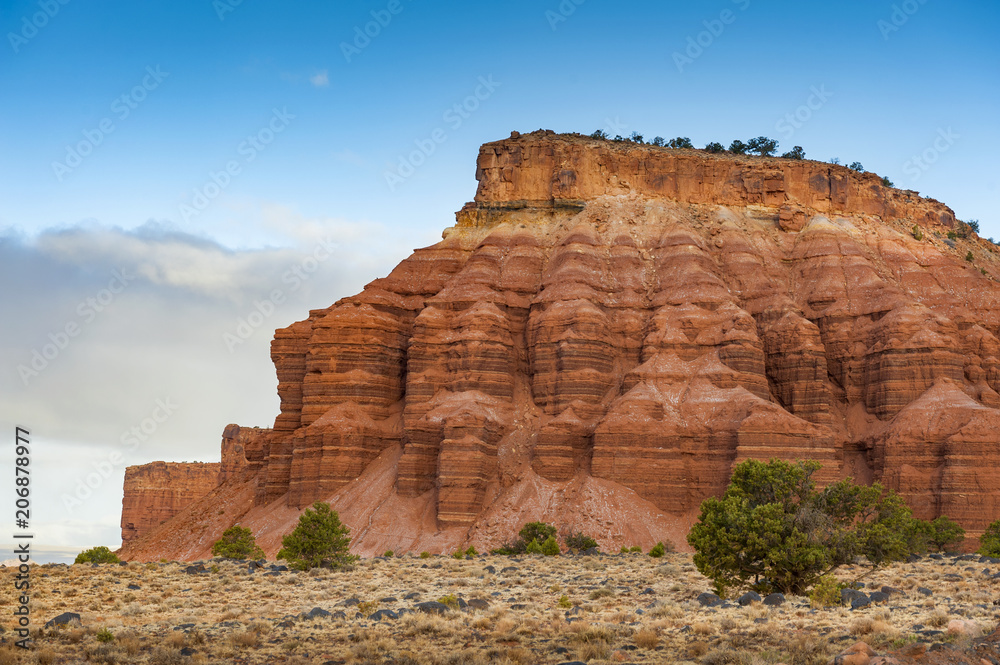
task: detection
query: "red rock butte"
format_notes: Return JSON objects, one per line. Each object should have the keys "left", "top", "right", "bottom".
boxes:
{"left": 120, "top": 130, "right": 1000, "bottom": 560}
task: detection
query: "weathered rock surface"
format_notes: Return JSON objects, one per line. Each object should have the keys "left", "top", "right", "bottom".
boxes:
{"left": 120, "top": 461, "right": 219, "bottom": 542}
{"left": 120, "top": 131, "right": 1000, "bottom": 560}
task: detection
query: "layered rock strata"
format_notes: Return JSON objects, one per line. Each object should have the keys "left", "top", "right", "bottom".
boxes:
{"left": 120, "top": 131, "right": 1000, "bottom": 558}
{"left": 120, "top": 462, "right": 220, "bottom": 542}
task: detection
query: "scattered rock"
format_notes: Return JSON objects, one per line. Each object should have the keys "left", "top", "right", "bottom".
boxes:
{"left": 831, "top": 640, "right": 876, "bottom": 665}
{"left": 415, "top": 601, "right": 450, "bottom": 615}
{"left": 738, "top": 591, "right": 762, "bottom": 606}
{"left": 44, "top": 612, "right": 81, "bottom": 628}
{"left": 369, "top": 609, "right": 398, "bottom": 621}
{"left": 850, "top": 595, "right": 871, "bottom": 611}
{"left": 868, "top": 591, "right": 889, "bottom": 604}
{"left": 467, "top": 598, "right": 490, "bottom": 610}
{"left": 841, "top": 588, "right": 866, "bottom": 605}
{"left": 946, "top": 619, "right": 982, "bottom": 637}
{"left": 696, "top": 592, "right": 723, "bottom": 607}
{"left": 304, "top": 607, "right": 330, "bottom": 620}
{"left": 763, "top": 593, "right": 785, "bottom": 607}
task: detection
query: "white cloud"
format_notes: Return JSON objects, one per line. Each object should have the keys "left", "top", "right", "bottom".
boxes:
{"left": 0, "top": 215, "right": 420, "bottom": 552}
{"left": 309, "top": 70, "right": 329, "bottom": 87}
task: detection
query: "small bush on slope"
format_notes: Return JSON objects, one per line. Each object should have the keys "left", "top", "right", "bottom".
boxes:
{"left": 277, "top": 502, "right": 358, "bottom": 571}
{"left": 211, "top": 525, "right": 265, "bottom": 560}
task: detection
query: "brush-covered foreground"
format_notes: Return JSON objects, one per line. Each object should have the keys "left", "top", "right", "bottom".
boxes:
{"left": 3, "top": 552, "right": 1000, "bottom": 664}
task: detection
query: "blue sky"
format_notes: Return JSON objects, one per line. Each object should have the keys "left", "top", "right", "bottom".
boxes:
{"left": 1, "top": 0, "right": 998, "bottom": 557}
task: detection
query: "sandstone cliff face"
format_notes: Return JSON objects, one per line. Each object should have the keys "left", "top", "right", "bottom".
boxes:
{"left": 120, "top": 461, "right": 219, "bottom": 542}
{"left": 120, "top": 132, "right": 1000, "bottom": 560}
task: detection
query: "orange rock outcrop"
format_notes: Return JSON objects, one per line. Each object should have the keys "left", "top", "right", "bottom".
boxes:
{"left": 119, "top": 131, "right": 1000, "bottom": 560}
{"left": 120, "top": 461, "right": 220, "bottom": 542}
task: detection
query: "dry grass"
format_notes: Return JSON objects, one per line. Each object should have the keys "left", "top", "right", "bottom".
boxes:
{"left": 1, "top": 553, "right": 999, "bottom": 663}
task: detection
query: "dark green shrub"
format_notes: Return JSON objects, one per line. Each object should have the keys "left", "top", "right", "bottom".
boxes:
{"left": 668, "top": 136, "right": 694, "bottom": 149}
{"left": 629, "top": 132, "right": 644, "bottom": 144}
{"left": 882, "top": 176, "right": 894, "bottom": 187}
{"left": 848, "top": 161, "right": 865, "bottom": 172}
{"left": 687, "top": 459, "right": 913, "bottom": 596}
{"left": 277, "top": 501, "right": 358, "bottom": 571}
{"left": 383, "top": 550, "right": 394, "bottom": 558}
{"left": 628, "top": 545, "right": 642, "bottom": 553}
{"left": 968, "top": 219, "right": 980, "bottom": 234}
{"left": 541, "top": 536, "right": 560, "bottom": 556}
{"left": 525, "top": 539, "right": 544, "bottom": 554}
{"left": 651, "top": 136, "right": 666, "bottom": 147}
{"left": 211, "top": 525, "right": 265, "bottom": 560}
{"left": 912, "top": 225, "right": 924, "bottom": 241}
{"left": 704, "top": 141, "right": 726, "bottom": 154}
{"left": 948, "top": 231, "right": 958, "bottom": 240}
{"left": 520, "top": 522, "right": 557, "bottom": 546}
{"left": 612, "top": 135, "right": 625, "bottom": 142}
{"left": 905, "top": 518, "right": 933, "bottom": 554}
{"left": 967, "top": 251, "right": 975, "bottom": 262}
{"left": 980, "top": 520, "right": 1000, "bottom": 557}
{"left": 728, "top": 140, "right": 749, "bottom": 155}
{"left": 96, "top": 628, "right": 114, "bottom": 643}
{"left": 780, "top": 146, "right": 805, "bottom": 160}
{"left": 747, "top": 136, "right": 778, "bottom": 156}
{"left": 419, "top": 551, "right": 431, "bottom": 559}
{"left": 590, "top": 129, "right": 608, "bottom": 140}
{"left": 565, "top": 532, "right": 598, "bottom": 552}
{"left": 929, "top": 516, "right": 965, "bottom": 551}
{"left": 649, "top": 542, "right": 666, "bottom": 558}
{"left": 75, "top": 546, "right": 120, "bottom": 564}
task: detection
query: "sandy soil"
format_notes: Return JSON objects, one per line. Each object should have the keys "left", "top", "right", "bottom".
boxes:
{"left": 2, "top": 551, "right": 999, "bottom": 664}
